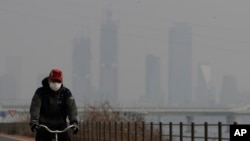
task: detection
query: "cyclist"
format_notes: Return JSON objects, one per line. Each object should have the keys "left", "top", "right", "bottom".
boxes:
{"left": 29, "top": 68, "right": 79, "bottom": 141}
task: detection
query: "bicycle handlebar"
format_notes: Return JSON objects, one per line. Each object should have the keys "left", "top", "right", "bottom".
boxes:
{"left": 39, "top": 124, "right": 75, "bottom": 133}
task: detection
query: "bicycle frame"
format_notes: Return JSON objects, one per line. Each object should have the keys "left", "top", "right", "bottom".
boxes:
{"left": 39, "top": 124, "right": 75, "bottom": 141}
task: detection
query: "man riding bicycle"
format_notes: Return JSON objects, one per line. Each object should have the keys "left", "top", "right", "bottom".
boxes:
{"left": 29, "top": 68, "right": 79, "bottom": 141}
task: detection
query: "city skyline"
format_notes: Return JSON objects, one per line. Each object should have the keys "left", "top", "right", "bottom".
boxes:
{"left": 1, "top": 1, "right": 250, "bottom": 108}
{"left": 1, "top": 20, "right": 247, "bottom": 108}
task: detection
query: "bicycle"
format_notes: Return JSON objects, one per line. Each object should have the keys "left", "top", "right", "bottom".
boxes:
{"left": 39, "top": 124, "right": 75, "bottom": 141}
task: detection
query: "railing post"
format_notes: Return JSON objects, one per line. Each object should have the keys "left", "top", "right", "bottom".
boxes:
{"left": 128, "top": 122, "right": 130, "bottom": 141}
{"left": 109, "top": 122, "right": 111, "bottom": 141}
{"left": 92, "top": 121, "right": 94, "bottom": 141}
{"left": 87, "top": 121, "right": 90, "bottom": 141}
{"left": 191, "top": 122, "right": 194, "bottom": 141}
{"left": 135, "top": 122, "right": 137, "bottom": 141}
{"left": 121, "top": 122, "right": 123, "bottom": 141}
{"left": 180, "top": 122, "right": 183, "bottom": 141}
{"left": 159, "top": 122, "right": 162, "bottom": 141}
{"left": 96, "top": 122, "right": 98, "bottom": 141}
{"left": 99, "top": 122, "right": 101, "bottom": 141}
{"left": 218, "top": 122, "right": 222, "bottom": 141}
{"left": 169, "top": 122, "right": 172, "bottom": 141}
{"left": 204, "top": 122, "right": 208, "bottom": 141}
{"left": 150, "top": 122, "right": 153, "bottom": 141}
{"left": 186, "top": 115, "right": 194, "bottom": 132}
{"left": 142, "top": 122, "right": 145, "bottom": 141}
{"left": 115, "top": 122, "right": 117, "bottom": 141}
{"left": 103, "top": 122, "right": 106, "bottom": 141}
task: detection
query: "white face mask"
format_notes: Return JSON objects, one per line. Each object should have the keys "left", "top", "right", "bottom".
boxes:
{"left": 49, "top": 82, "right": 62, "bottom": 91}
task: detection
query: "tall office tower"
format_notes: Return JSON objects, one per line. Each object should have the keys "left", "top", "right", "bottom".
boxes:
{"left": 168, "top": 23, "right": 193, "bottom": 107}
{"left": 0, "top": 56, "right": 22, "bottom": 102}
{"left": 72, "top": 34, "right": 92, "bottom": 104}
{"left": 145, "top": 54, "right": 162, "bottom": 107}
{"left": 99, "top": 9, "right": 119, "bottom": 106}
{"left": 195, "top": 63, "right": 214, "bottom": 107}
{"left": 220, "top": 75, "right": 238, "bottom": 107}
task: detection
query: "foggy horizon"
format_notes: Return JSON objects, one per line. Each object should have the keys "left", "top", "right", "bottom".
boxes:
{"left": 1, "top": 0, "right": 250, "bottom": 108}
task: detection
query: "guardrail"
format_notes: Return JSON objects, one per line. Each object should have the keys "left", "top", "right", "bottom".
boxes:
{"left": 0, "top": 121, "right": 231, "bottom": 141}
{"left": 71, "top": 121, "right": 231, "bottom": 141}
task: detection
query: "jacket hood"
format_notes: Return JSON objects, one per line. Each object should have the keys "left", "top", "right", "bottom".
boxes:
{"left": 42, "top": 76, "right": 50, "bottom": 87}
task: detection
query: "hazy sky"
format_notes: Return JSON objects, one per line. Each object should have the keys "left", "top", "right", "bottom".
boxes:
{"left": 1, "top": 0, "right": 250, "bottom": 105}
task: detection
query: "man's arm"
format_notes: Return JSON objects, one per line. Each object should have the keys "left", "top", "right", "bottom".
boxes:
{"left": 29, "top": 89, "right": 42, "bottom": 125}
{"left": 65, "top": 89, "right": 79, "bottom": 124}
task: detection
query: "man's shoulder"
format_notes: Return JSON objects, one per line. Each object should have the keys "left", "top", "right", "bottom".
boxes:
{"left": 32, "top": 87, "right": 45, "bottom": 99}
{"left": 62, "top": 86, "right": 70, "bottom": 93}
{"left": 35, "top": 87, "right": 44, "bottom": 94}
{"left": 61, "top": 87, "right": 72, "bottom": 96}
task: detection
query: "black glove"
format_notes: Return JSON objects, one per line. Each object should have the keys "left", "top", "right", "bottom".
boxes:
{"left": 30, "top": 122, "right": 39, "bottom": 132}
{"left": 71, "top": 123, "right": 79, "bottom": 134}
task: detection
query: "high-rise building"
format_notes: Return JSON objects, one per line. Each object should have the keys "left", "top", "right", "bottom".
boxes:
{"left": 99, "top": 9, "right": 119, "bottom": 106}
{"left": 195, "top": 62, "right": 214, "bottom": 107}
{"left": 145, "top": 54, "right": 162, "bottom": 107}
{"left": 72, "top": 34, "right": 92, "bottom": 103}
{"left": 168, "top": 23, "right": 193, "bottom": 107}
{"left": 220, "top": 75, "right": 238, "bottom": 107}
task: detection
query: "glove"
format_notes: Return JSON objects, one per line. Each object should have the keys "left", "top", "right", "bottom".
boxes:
{"left": 71, "top": 123, "right": 79, "bottom": 134}
{"left": 30, "top": 123, "right": 39, "bottom": 132}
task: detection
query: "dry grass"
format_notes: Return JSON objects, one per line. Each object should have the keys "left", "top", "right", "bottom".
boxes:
{"left": 81, "top": 101, "right": 144, "bottom": 122}
{"left": 71, "top": 101, "right": 166, "bottom": 141}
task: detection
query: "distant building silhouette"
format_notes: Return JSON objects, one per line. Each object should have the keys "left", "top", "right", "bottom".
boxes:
{"left": 168, "top": 23, "right": 193, "bottom": 107}
{"left": 145, "top": 54, "right": 162, "bottom": 107}
{"left": 220, "top": 75, "right": 238, "bottom": 107}
{"left": 99, "top": 9, "right": 119, "bottom": 106}
{"left": 72, "top": 34, "right": 92, "bottom": 104}
{"left": 194, "top": 62, "right": 215, "bottom": 107}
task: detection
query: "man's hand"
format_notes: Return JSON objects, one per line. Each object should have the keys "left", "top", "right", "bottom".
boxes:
{"left": 30, "top": 123, "right": 39, "bottom": 132}
{"left": 71, "top": 123, "right": 79, "bottom": 134}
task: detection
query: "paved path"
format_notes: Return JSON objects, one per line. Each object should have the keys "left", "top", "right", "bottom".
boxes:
{"left": 0, "top": 134, "right": 34, "bottom": 141}
{"left": 0, "top": 136, "right": 22, "bottom": 141}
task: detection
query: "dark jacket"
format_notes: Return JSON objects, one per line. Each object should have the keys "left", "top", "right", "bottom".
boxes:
{"left": 30, "top": 77, "right": 78, "bottom": 128}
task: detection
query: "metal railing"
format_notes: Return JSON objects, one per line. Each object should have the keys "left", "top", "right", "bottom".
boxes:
{"left": 0, "top": 122, "right": 231, "bottom": 141}
{"left": 70, "top": 121, "right": 231, "bottom": 141}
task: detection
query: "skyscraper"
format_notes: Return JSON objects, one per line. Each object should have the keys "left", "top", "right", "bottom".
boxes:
{"left": 72, "top": 34, "right": 92, "bottom": 103}
{"left": 99, "top": 9, "right": 119, "bottom": 106}
{"left": 195, "top": 62, "right": 214, "bottom": 107}
{"left": 220, "top": 75, "right": 238, "bottom": 107}
{"left": 145, "top": 54, "right": 162, "bottom": 107}
{"left": 168, "top": 23, "right": 193, "bottom": 107}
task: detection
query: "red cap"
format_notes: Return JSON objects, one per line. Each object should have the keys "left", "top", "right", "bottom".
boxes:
{"left": 49, "top": 68, "right": 63, "bottom": 82}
